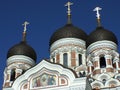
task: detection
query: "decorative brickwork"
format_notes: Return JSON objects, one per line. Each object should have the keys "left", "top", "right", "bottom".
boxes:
{"left": 71, "top": 51, "right": 76, "bottom": 66}
{"left": 4, "top": 82, "right": 10, "bottom": 87}
{"left": 56, "top": 54, "right": 60, "bottom": 63}
{"left": 61, "top": 79, "right": 65, "bottom": 84}
{"left": 93, "top": 61, "right": 99, "bottom": 68}
{"left": 16, "top": 73, "right": 21, "bottom": 78}
{"left": 106, "top": 68, "right": 114, "bottom": 72}
{"left": 113, "top": 63, "right": 116, "bottom": 68}
{"left": 107, "top": 59, "right": 112, "bottom": 65}
{"left": 93, "top": 69, "right": 101, "bottom": 75}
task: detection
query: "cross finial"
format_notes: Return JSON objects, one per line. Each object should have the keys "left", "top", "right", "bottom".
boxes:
{"left": 65, "top": 1, "right": 73, "bottom": 15}
{"left": 22, "top": 21, "right": 29, "bottom": 41}
{"left": 93, "top": 7, "right": 102, "bottom": 19}
{"left": 93, "top": 7, "right": 102, "bottom": 26}
{"left": 22, "top": 21, "right": 29, "bottom": 32}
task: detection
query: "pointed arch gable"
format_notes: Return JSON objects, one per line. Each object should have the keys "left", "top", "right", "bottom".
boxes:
{"left": 12, "top": 60, "right": 76, "bottom": 90}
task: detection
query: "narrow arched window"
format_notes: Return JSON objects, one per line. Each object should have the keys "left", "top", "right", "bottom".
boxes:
{"left": 78, "top": 54, "right": 82, "bottom": 65}
{"left": 102, "top": 79, "right": 106, "bottom": 85}
{"left": 112, "top": 57, "right": 117, "bottom": 68}
{"left": 100, "top": 56, "right": 106, "bottom": 68}
{"left": 112, "top": 57, "right": 114, "bottom": 65}
{"left": 22, "top": 70, "right": 25, "bottom": 74}
{"left": 53, "top": 58, "right": 55, "bottom": 63}
{"left": 63, "top": 53, "right": 68, "bottom": 67}
{"left": 10, "top": 69, "right": 16, "bottom": 81}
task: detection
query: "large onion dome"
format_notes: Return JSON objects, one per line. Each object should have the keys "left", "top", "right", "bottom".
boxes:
{"left": 86, "top": 26, "right": 118, "bottom": 47}
{"left": 49, "top": 23, "right": 87, "bottom": 46}
{"left": 49, "top": 2, "right": 87, "bottom": 46}
{"left": 7, "top": 21, "right": 37, "bottom": 61}
{"left": 7, "top": 41, "right": 37, "bottom": 61}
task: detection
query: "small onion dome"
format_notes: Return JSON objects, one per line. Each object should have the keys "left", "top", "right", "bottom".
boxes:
{"left": 7, "top": 41, "right": 37, "bottom": 61}
{"left": 87, "top": 27, "right": 118, "bottom": 47}
{"left": 49, "top": 24, "right": 87, "bottom": 46}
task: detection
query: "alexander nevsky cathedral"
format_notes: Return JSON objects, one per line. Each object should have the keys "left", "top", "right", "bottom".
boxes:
{"left": 2, "top": 1, "right": 120, "bottom": 90}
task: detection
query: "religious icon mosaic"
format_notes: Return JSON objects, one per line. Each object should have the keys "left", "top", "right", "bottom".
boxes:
{"left": 32, "top": 73, "right": 57, "bottom": 88}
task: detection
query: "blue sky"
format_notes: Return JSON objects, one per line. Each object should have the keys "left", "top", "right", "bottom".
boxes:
{"left": 1, "top": 0, "right": 120, "bottom": 89}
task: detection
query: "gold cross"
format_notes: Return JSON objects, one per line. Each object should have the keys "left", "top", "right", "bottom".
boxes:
{"left": 65, "top": 2, "right": 73, "bottom": 15}
{"left": 22, "top": 21, "right": 29, "bottom": 32}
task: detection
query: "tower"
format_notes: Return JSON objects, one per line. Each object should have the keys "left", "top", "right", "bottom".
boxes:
{"left": 3, "top": 21, "right": 37, "bottom": 88}
{"left": 86, "top": 7, "right": 120, "bottom": 89}
{"left": 49, "top": 2, "right": 87, "bottom": 77}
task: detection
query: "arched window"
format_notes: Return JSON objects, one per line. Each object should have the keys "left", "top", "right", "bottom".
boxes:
{"left": 63, "top": 53, "right": 68, "bottom": 67}
{"left": 102, "top": 79, "right": 106, "bottom": 85}
{"left": 100, "top": 56, "right": 106, "bottom": 68}
{"left": 112, "top": 57, "right": 114, "bottom": 65}
{"left": 22, "top": 70, "right": 26, "bottom": 74}
{"left": 53, "top": 58, "right": 55, "bottom": 63}
{"left": 10, "top": 69, "right": 16, "bottom": 81}
{"left": 78, "top": 54, "right": 82, "bottom": 65}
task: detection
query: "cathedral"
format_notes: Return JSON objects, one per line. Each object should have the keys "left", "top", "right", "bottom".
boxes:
{"left": 2, "top": 1, "right": 120, "bottom": 90}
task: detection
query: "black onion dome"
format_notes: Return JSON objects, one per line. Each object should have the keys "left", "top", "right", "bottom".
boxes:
{"left": 49, "top": 24, "right": 87, "bottom": 46}
{"left": 87, "top": 27, "right": 118, "bottom": 47}
{"left": 7, "top": 41, "right": 37, "bottom": 61}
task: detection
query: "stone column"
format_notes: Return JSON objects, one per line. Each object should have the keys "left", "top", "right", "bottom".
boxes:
{"left": 6, "top": 70, "right": 11, "bottom": 81}
{"left": 56, "top": 53, "right": 60, "bottom": 63}
{"left": 93, "top": 56, "right": 100, "bottom": 69}
{"left": 4, "top": 70, "right": 11, "bottom": 87}
{"left": 71, "top": 51, "right": 76, "bottom": 67}
{"left": 105, "top": 55, "right": 112, "bottom": 67}
{"left": 68, "top": 50, "right": 71, "bottom": 67}
{"left": 60, "top": 52, "right": 63, "bottom": 64}
{"left": 114, "top": 57, "right": 119, "bottom": 69}
{"left": 82, "top": 50, "right": 86, "bottom": 65}
{"left": 87, "top": 61, "right": 93, "bottom": 76}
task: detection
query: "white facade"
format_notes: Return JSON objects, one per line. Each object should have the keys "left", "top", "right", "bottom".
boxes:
{"left": 3, "top": 60, "right": 88, "bottom": 90}
{"left": 2, "top": 2, "right": 120, "bottom": 90}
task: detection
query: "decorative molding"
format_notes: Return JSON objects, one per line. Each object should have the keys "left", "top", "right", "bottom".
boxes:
{"left": 7, "top": 55, "right": 35, "bottom": 66}
{"left": 50, "top": 38, "right": 86, "bottom": 53}
{"left": 87, "top": 40, "right": 117, "bottom": 55}
{"left": 12, "top": 60, "right": 77, "bottom": 90}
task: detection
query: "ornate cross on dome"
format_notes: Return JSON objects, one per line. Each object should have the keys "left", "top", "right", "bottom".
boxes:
{"left": 93, "top": 7, "right": 102, "bottom": 19}
{"left": 22, "top": 21, "right": 29, "bottom": 41}
{"left": 22, "top": 21, "right": 29, "bottom": 32}
{"left": 93, "top": 7, "right": 102, "bottom": 26}
{"left": 65, "top": 1, "right": 73, "bottom": 15}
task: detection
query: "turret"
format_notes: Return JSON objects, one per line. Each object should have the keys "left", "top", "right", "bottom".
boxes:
{"left": 49, "top": 2, "right": 87, "bottom": 77}
{"left": 3, "top": 21, "right": 37, "bottom": 88}
{"left": 86, "top": 7, "right": 120, "bottom": 89}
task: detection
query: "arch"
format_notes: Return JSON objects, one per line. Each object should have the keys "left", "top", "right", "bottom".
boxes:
{"left": 97, "top": 73, "right": 111, "bottom": 82}
{"left": 21, "top": 82, "right": 28, "bottom": 90}
{"left": 96, "top": 74, "right": 112, "bottom": 86}
{"left": 91, "top": 80, "right": 104, "bottom": 89}
{"left": 111, "top": 50, "right": 119, "bottom": 58}
{"left": 115, "top": 74, "right": 120, "bottom": 81}
{"left": 94, "top": 49, "right": 108, "bottom": 56}
{"left": 12, "top": 60, "right": 76, "bottom": 90}
{"left": 105, "top": 79, "right": 120, "bottom": 87}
